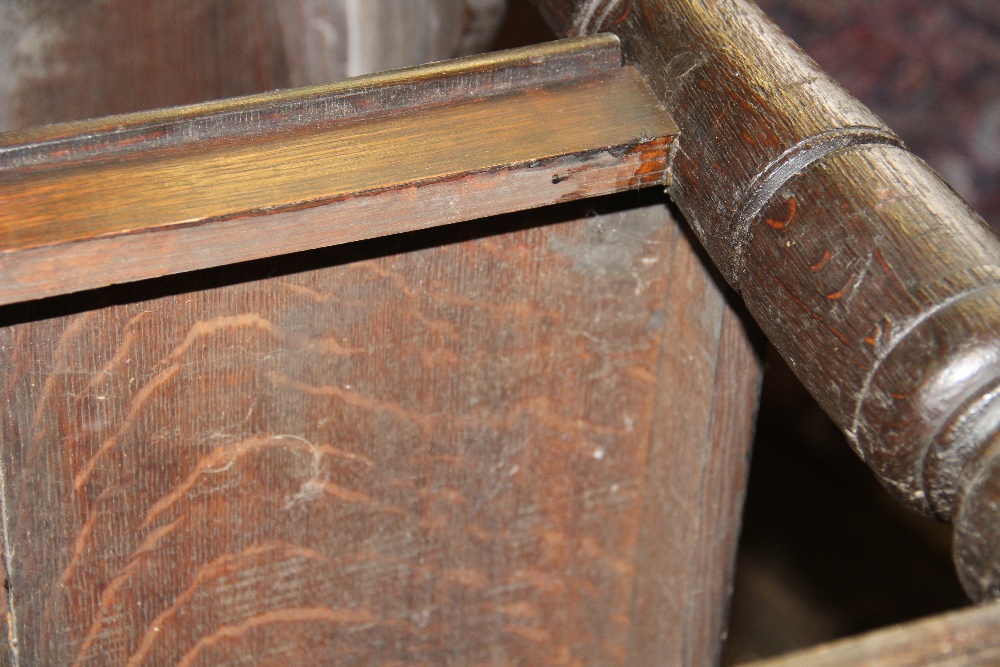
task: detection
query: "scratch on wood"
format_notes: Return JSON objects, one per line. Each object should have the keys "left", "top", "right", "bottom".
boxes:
{"left": 774, "top": 277, "right": 848, "bottom": 344}
{"left": 765, "top": 197, "right": 797, "bottom": 230}
{"left": 873, "top": 247, "right": 893, "bottom": 275}
{"left": 865, "top": 323, "right": 882, "bottom": 347}
{"left": 810, "top": 250, "right": 831, "bottom": 272}
{"left": 825, "top": 273, "right": 856, "bottom": 300}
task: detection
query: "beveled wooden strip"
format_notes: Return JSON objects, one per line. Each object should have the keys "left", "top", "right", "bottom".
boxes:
{"left": 0, "top": 50, "right": 675, "bottom": 306}
{"left": 0, "top": 72, "right": 670, "bottom": 254}
{"left": 739, "top": 601, "right": 1000, "bottom": 667}
{"left": 0, "top": 34, "right": 623, "bottom": 170}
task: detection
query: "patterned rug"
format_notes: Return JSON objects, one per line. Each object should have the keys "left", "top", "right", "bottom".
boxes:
{"left": 757, "top": 0, "right": 1000, "bottom": 232}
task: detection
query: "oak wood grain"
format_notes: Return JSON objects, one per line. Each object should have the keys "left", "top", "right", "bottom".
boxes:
{"left": 0, "top": 4, "right": 764, "bottom": 664}
{"left": 628, "top": 233, "right": 761, "bottom": 666}
{"left": 0, "top": 192, "right": 758, "bottom": 666}
{"left": 534, "top": 0, "right": 1000, "bottom": 600}
{"left": 0, "top": 37, "right": 676, "bottom": 306}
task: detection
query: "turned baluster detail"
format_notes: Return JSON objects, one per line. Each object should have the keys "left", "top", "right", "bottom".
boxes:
{"left": 533, "top": 0, "right": 1000, "bottom": 600}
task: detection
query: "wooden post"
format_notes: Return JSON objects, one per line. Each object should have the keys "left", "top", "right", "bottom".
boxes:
{"left": 533, "top": 0, "right": 1000, "bottom": 601}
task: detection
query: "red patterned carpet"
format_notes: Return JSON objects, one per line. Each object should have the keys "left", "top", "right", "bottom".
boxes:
{"left": 757, "top": 0, "right": 1000, "bottom": 232}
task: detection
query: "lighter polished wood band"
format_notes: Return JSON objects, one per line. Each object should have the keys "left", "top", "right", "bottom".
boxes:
{"left": 0, "top": 35, "right": 676, "bottom": 306}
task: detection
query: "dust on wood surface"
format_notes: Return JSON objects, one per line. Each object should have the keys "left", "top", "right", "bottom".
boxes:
{"left": 0, "top": 192, "right": 758, "bottom": 665}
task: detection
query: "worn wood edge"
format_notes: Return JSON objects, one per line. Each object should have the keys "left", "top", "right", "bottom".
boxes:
{"left": 738, "top": 601, "right": 1000, "bottom": 667}
{"left": 626, "top": 222, "right": 762, "bottom": 666}
{"left": 0, "top": 138, "right": 669, "bottom": 307}
{"left": 0, "top": 34, "right": 622, "bottom": 170}
{"left": 0, "top": 70, "right": 676, "bottom": 254}
{"left": 0, "top": 68, "right": 675, "bottom": 305}
{"left": 955, "top": 440, "right": 1000, "bottom": 600}
{"left": 683, "top": 305, "right": 762, "bottom": 666}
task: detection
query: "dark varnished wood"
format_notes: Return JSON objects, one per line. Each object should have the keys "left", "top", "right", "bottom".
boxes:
{"left": 0, "top": 36, "right": 676, "bottom": 306}
{"left": 630, "top": 279, "right": 760, "bottom": 666}
{"left": 0, "top": 192, "right": 759, "bottom": 666}
{"left": 740, "top": 600, "right": 1000, "bottom": 667}
{"left": 534, "top": 0, "right": 1000, "bottom": 600}
{"left": 0, "top": 557, "right": 9, "bottom": 667}
{"left": 0, "top": 34, "right": 622, "bottom": 170}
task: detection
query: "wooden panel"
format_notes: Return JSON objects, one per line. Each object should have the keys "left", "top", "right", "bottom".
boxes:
{"left": 0, "top": 3, "right": 763, "bottom": 664}
{"left": 0, "top": 191, "right": 762, "bottom": 666}
{"left": 533, "top": 0, "right": 1000, "bottom": 601}
{"left": 0, "top": 36, "right": 675, "bottom": 304}
{"left": 741, "top": 600, "right": 1000, "bottom": 667}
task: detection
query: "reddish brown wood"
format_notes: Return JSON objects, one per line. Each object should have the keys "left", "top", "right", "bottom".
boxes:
{"left": 533, "top": 0, "right": 1000, "bottom": 601}
{"left": 629, "top": 242, "right": 761, "bottom": 666}
{"left": 0, "top": 193, "right": 759, "bottom": 666}
{"left": 0, "top": 36, "right": 675, "bottom": 305}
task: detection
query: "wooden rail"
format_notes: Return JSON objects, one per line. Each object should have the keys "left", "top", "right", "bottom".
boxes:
{"left": 533, "top": 0, "right": 1000, "bottom": 601}
{"left": 0, "top": 35, "right": 675, "bottom": 305}
{"left": 740, "top": 601, "right": 1000, "bottom": 667}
